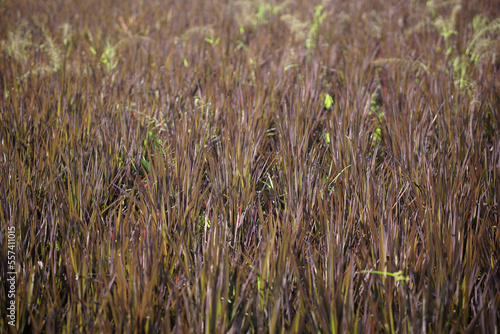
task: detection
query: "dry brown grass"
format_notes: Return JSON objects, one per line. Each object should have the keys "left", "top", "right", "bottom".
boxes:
{"left": 1, "top": 0, "right": 499, "bottom": 332}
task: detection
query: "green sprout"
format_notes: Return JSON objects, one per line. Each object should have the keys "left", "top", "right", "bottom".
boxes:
{"left": 198, "top": 215, "right": 211, "bottom": 231}
{"left": 256, "top": 3, "right": 272, "bottom": 24}
{"left": 204, "top": 37, "right": 220, "bottom": 46}
{"left": 101, "top": 40, "right": 118, "bottom": 73}
{"left": 360, "top": 270, "right": 409, "bottom": 282}
{"left": 324, "top": 132, "right": 330, "bottom": 144}
{"left": 324, "top": 93, "right": 334, "bottom": 109}
{"left": 144, "top": 130, "right": 162, "bottom": 148}
{"left": 140, "top": 157, "right": 150, "bottom": 172}
{"left": 369, "top": 92, "right": 383, "bottom": 145}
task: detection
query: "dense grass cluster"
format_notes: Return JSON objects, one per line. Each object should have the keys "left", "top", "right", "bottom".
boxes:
{"left": 1, "top": 0, "right": 499, "bottom": 332}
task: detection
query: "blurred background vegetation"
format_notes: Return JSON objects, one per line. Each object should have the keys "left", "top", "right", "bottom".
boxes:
{"left": 0, "top": 0, "right": 499, "bottom": 332}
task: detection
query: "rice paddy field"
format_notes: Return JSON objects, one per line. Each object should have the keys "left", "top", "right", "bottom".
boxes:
{"left": 1, "top": 0, "right": 499, "bottom": 332}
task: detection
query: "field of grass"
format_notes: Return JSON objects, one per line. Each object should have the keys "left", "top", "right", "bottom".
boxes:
{"left": 1, "top": 0, "right": 499, "bottom": 332}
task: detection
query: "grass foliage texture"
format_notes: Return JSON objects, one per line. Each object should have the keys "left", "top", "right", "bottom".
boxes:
{"left": 1, "top": 0, "right": 499, "bottom": 332}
